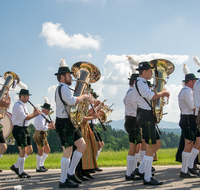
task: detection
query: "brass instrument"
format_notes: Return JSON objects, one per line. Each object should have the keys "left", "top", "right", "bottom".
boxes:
{"left": 0, "top": 71, "right": 20, "bottom": 119}
{"left": 70, "top": 61, "right": 101, "bottom": 128}
{"left": 99, "top": 103, "right": 113, "bottom": 124}
{"left": 149, "top": 59, "right": 175, "bottom": 123}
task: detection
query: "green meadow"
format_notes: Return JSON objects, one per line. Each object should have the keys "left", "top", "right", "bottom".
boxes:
{"left": 0, "top": 148, "right": 181, "bottom": 170}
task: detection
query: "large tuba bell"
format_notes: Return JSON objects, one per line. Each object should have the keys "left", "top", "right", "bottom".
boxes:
{"left": 0, "top": 71, "right": 20, "bottom": 119}
{"left": 149, "top": 59, "right": 175, "bottom": 123}
{"left": 70, "top": 61, "right": 101, "bottom": 128}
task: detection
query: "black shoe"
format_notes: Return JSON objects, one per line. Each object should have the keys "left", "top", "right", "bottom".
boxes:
{"left": 0, "top": 169, "right": 2, "bottom": 172}
{"left": 10, "top": 165, "right": 19, "bottom": 175}
{"left": 180, "top": 171, "right": 198, "bottom": 178}
{"left": 125, "top": 173, "right": 141, "bottom": 181}
{"left": 188, "top": 167, "right": 199, "bottom": 176}
{"left": 134, "top": 168, "right": 144, "bottom": 180}
{"left": 81, "top": 171, "right": 94, "bottom": 179}
{"left": 95, "top": 167, "right": 103, "bottom": 172}
{"left": 67, "top": 173, "right": 82, "bottom": 184}
{"left": 87, "top": 169, "right": 96, "bottom": 173}
{"left": 143, "top": 177, "right": 163, "bottom": 185}
{"left": 59, "top": 179, "right": 79, "bottom": 188}
{"left": 75, "top": 172, "right": 89, "bottom": 181}
{"left": 18, "top": 172, "right": 31, "bottom": 178}
{"left": 36, "top": 167, "right": 46, "bottom": 172}
{"left": 41, "top": 166, "right": 48, "bottom": 171}
{"left": 151, "top": 166, "right": 155, "bottom": 172}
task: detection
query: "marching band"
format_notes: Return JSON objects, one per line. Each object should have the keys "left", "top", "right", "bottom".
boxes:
{"left": 0, "top": 55, "right": 200, "bottom": 188}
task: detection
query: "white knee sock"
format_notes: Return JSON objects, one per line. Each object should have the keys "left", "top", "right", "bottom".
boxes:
{"left": 60, "top": 157, "right": 70, "bottom": 183}
{"left": 133, "top": 153, "right": 139, "bottom": 172}
{"left": 96, "top": 148, "right": 102, "bottom": 160}
{"left": 139, "top": 151, "right": 146, "bottom": 162}
{"left": 41, "top": 153, "right": 48, "bottom": 166}
{"left": 0, "top": 154, "right": 3, "bottom": 158}
{"left": 36, "top": 155, "right": 42, "bottom": 170}
{"left": 138, "top": 155, "right": 145, "bottom": 174}
{"left": 143, "top": 155, "right": 153, "bottom": 182}
{"left": 126, "top": 155, "right": 135, "bottom": 176}
{"left": 18, "top": 157, "right": 25, "bottom": 175}
{"left": 14, "top": 154, "right": 28, "bottom": 169}
{"left": 68, "top": 151, "right": 82, "bottom": 175}
{"left": 188, "top": 148, "right": 199, "bottom": 169}
{"left": 25, "top": 154, "right": 28, "bottom": 159}
{"left": 181, "top": 151, "right": 191, "bottom": 173}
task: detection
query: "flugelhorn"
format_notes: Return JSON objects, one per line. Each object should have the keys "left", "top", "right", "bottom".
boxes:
{"left": 0, "top": 71, "right": 20, "bottom": 119}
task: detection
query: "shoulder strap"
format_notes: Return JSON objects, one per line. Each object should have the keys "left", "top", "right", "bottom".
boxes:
{"left": 17, "top": 102, "right": 27, "bottom": 126}
{"left": 57, "top": 84, "right": 70, "bottom": 118}
{"left": 126, "top": 89, "right": 133, "bottom": 95}
{"left": 135, "top": 80, "right": 153, "bottom": 110}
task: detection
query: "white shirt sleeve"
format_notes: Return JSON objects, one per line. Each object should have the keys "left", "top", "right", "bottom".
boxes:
{"left": 13, "top": 103, "right": 27, "bottom": 121}
{"left": 183, "top": 89, "right": 195, "bottom": 110}
{"left": 137, "top": 80, "right": 155, "bottom": 100}
{"left": 61, "top": 85, "right": 77, "bottom": 106}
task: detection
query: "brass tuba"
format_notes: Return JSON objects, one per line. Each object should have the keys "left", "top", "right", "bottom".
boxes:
{"left": 0, "top": 71, "right": 20, "bottom": 119}
{"left": 149, "top": 59, "right": 175, "bottom": 123}
{"left": 70, "top": 61, "right": 101, "bottom": 128}
{"left": 99, "top": 103, "right": 113, "bottom": 124}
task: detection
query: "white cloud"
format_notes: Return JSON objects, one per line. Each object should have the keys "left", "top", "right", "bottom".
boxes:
{"left": 40, "top": 22, "right": 101, "bottom": 49}
{"left": 48, "top": 66, "right": 54, "bottom": 71}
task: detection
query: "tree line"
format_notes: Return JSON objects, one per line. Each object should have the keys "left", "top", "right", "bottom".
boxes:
{"left": 5, "top": 124, "right": 181, "bottom": 154}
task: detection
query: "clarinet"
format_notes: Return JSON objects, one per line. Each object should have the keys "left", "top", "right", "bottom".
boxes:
{"left": 90, "top": 103, "right": 107, "bottom": 131}
{"left": 28, "top": 100, "right": 51, "bottom": 124}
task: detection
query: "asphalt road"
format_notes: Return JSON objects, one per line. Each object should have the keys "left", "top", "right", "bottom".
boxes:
{"left": 0, "top": 166, "right": 200, "bottom": 190}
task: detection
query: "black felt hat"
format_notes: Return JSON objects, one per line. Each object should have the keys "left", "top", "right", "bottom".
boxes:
{"left": 128, "top": 73, "right": 139, "bottom": 80}
{"left": 41, "top": 103, "right": 52, "bottom": 110}
{"left": 17, "top": 89, "right": 32, "bottom": 96}
{"left": 182, "top": 73, "right": 198, "bottom": 82}
{"left": 54, "top": 67, "right": 73, "bottom": 75}
{"left": 136, "top": 61, "right": 154, "bottom": 71}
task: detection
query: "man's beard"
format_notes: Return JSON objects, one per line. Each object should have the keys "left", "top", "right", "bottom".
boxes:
{"left": 65, "top": 78, "right": 72, "bottom": 85}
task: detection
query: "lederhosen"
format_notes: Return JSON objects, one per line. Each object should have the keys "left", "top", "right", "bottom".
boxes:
{"left": 33, "top": 125, "right": 48, "bottom": 147}
{"left": 135, "top": 80, "right": 159, "bottom": 145}
{"left": 0, "top": 121, "right": 5, "bottom": 143}
{"left": 124, "top": 88, "right": 142, "bottom": 144}
{"left": 55, "top": 84, "right": 82, "bottom": 148}
{"left": 12, "top": 102, "right": 31, "bottom": 148}
{"left": 178, "top": 88, "right": 200, "bottom": 141}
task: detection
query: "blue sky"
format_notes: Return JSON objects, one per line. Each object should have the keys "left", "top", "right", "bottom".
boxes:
{"left": 1, "top": 0, "right": 200, "bottom": 124}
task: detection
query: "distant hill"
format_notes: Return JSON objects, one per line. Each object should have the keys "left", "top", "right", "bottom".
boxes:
{"left": 110, "top": 119, "right": 181, "bottom": 135}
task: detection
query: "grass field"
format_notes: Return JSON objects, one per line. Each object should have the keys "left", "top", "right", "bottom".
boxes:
{"left": 0, "top": 148, "right": 181, "bottom": 170}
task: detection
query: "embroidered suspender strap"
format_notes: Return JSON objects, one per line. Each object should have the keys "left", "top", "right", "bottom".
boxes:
{"left": 17, "top": 102, "right": 27, "bottom": 126}
{"left": 57, "top": 84, "right": 70, "bottom": 119}
{"left": 135, "top": 80, "right": 153, "bottom": 110}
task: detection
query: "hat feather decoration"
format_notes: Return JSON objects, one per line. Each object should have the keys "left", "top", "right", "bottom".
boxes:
{"left": 59, "top": 57, "right": 68, "bottom": 67}
{"left": 193, "top": 55, "right": 200, "bottom": 67}
{"left": 183, "top": 64, "right": 190, "bottom": 75}
{"left": 43, "top": 96, "right": 49, "bottom": 104}
{"left": 18, "top": 81, "right": 28, "bottom": 90}
{"left": 126, "top": 55, "right": 139, "bottom": 74}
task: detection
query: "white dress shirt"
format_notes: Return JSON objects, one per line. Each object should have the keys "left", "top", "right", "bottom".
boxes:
{"left": 193, "top": 79, "right": 200, "bottom": 111}
{"left": 178, "top": 86, "right": 195, "bottom": 115}
{"left": 12, "top": 100, "right": 29, "bottom": 126}
{"left": 123, "top": 87, "right": 138, "bottom": 117}
{"left": 55, "top": 82, "right": 77, "bottom": 118}
{"left": 133, "top": 77, "right": 155, "bottom": 110}
{"left": 34, "top": 113, "right": 48, "bottom": 131}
